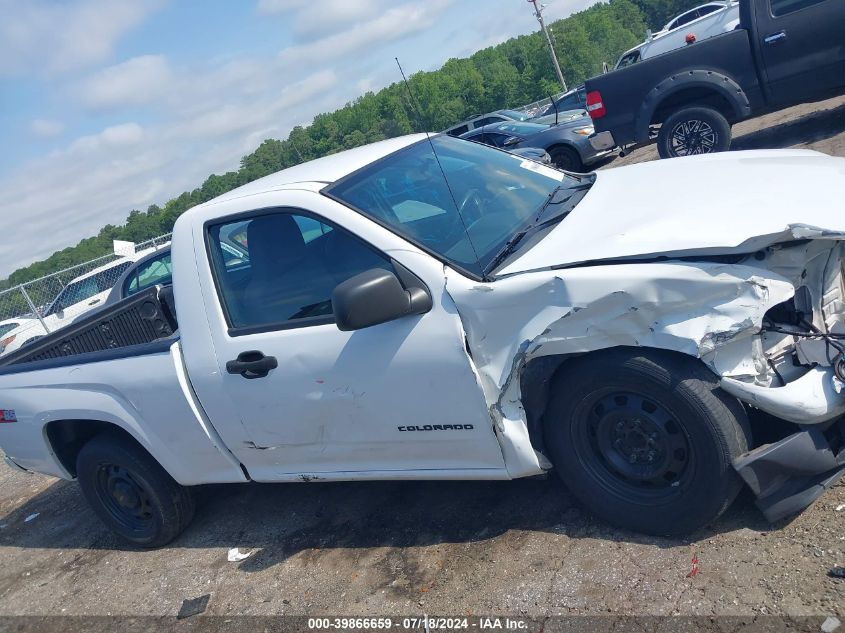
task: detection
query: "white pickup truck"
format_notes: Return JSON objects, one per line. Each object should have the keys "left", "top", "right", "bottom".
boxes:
{"left": 1, "top": 134, "right": 844, "bottom": 547}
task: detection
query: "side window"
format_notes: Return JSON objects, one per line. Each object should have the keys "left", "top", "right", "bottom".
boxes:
{"left": 617, "top": 51, "right": 641, "bottom": 68}
{"left": 770, "top": 0, "right": 824, "bottom": 16}
{"left": 208, "top": 211, "right": 393, "bottom": 330}
{"left": 673, "top": 9, "right": 700, "bottom": 28}
{"left": 95, "top": 261, "right": 133, "bottom": 292}
{"left": 485, "top": 133, "right": 512, "bottom": 148}
{"left": 447, "top": 125, "right": 469, "bottom": 137}
{"left": 294, "top": 215, "right": 333, "bottom": 243}
{"left": 576, "top": 88, "right": 586, "bottom": 106}
{"left": 698, "top": 4, "right": 720, "bottom": 17}
{"left": 472, "top": 117, "right": 499, "bottom": 128}
{"left": 125, "top": 253, "right": 173, "bottom": 297}
{"left": 464, "top": 132, "right": 489, "bottom": 147}
{"left": 558, "top": 93, "right": 579, "bottom": 110}
{"left": 0, "top": 323, "right": 19, "bottom": 337}
{"left": 472, "top": 133, "right": 492, "bottom": 145}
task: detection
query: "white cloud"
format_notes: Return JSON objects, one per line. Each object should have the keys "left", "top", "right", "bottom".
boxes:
{"left": 0, "top": 0, "right": 604, "bottom": 276}
{"left": 278, "top": 0, "right": 454, "bottom": 65}
{"left": 0, "top": 0, "right": 164, "bottom": 76}
{"left": 258, "top": 0, "right": 380, "bottom": 38}
{"left": 67, "top": 123, "right": 145, "bottom": 154}
{"left": 80, "top": 55, "right": 172, "bottom": 110}
{"left": 30, "top": 119, "right": 64, "bottom": 138}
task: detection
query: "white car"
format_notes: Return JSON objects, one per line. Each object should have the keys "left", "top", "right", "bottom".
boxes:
{"left": 39, "top": 250, "right": 158, "bottom": 332}
{"left": 0, "top": 318, "right": 46, "bottom": 357}
{"left": 615, "top": 1, "right": 740, "bottom": 69}
{"left": 1, "top": 135, "right": 844, "bottom": 548}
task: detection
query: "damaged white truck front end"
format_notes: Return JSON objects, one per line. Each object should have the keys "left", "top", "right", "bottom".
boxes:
{"left": 444, "top": 150, "right": 845, "bottom": 524}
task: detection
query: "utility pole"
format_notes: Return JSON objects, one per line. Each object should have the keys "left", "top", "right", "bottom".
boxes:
{"left": 527, "top": 0, "right": 567, "bottom": 92}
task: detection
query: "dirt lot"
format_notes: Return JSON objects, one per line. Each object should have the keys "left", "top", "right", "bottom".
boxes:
{"left": 1, "top": 95, "right": 845, "bottom": 622}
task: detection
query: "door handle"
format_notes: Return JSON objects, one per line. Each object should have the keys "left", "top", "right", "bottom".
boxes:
{"left": 226, "top": 350, "right": 278, "bottom": 379}
{"left": 764, "top": 31, "right": 786, "bottom": 44}
{"left": 88, "top": 299, "right": 101, "bottom": 305}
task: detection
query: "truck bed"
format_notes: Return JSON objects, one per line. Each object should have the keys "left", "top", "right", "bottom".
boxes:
{"left": 0, "top": 286, "right": 177, "bottom": 368}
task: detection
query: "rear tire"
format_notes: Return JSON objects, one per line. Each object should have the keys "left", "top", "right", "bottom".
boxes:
{"left": 544, "top": 349, "right": 750, "bottom": 535}
{"left": 76, "top": 433, "right": 195, "bottom": 548}
{"left": 657, "top": 106, "right": 731, "bottom": 159}
{"left": 549, "top": 146, "right": 584, "bottom": 172}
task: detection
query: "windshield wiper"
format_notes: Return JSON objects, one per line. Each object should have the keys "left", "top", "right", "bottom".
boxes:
{"left": 484, "top": 226, "right": 533, "bottom": 277}
{"left": 483, "top": 183, "right": 593, "bottom": 277}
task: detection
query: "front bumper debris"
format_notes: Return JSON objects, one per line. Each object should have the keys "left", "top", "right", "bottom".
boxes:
{"left": 734, "top": 421, "right": 845, "bottom": 522}
{"left": 721, "top": 367, "right": 845, "bottom": 425}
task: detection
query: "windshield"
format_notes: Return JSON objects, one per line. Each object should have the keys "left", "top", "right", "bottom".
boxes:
{"left": 326, "top": 135, "right": 590, "bottom": 277}
{"left": 498, "top": 109, "right": 531, "bottom": 121}
{"left": 46, "top": 261, "right": 133, "bottom": 315}
{"left": 493, "top": 122, "right": 549, "bottom": 135}
{"left": 0, "top": 323, "right": 20, "bottom": 337}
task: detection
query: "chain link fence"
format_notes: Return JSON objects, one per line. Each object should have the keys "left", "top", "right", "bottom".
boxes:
{"left": 0, "top": 234, "right": 171, "bottom": 357}
{"left": 514, "top": 92, "right": 567, "bottom": 118}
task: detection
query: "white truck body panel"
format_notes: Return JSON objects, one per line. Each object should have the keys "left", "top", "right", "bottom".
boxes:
{"left": 178, "top": 187, "right": 507, "bottom": 480}
{"left": 0, "top": 344, "right": 246, "bottom": 485}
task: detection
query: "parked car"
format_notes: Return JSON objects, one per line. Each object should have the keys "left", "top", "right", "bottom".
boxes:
{"left": 614, "top": 1, "right": 740, "bottom": 69}
{"left": 528, "top": 107, "right": 587, "bottom": 127}
{"left": 535, "top": 86, "right": 586, "bottom": 118}
{"left": 443, "top": 110, "right": 532, "bottom": 136}
{"left": 586, "top": 0, "right": 845, "bottom": 158}
{"left": 1, "top": 135, "right": 844, "bottom": 548}
{"left": 41, "top": 251, "right": 161, "bottom": 332}
{"left": 0, "top": 319, "right": 42, "bottom": 357}
{"left": 460, "top": 118, "right": 610, "bottom": 171}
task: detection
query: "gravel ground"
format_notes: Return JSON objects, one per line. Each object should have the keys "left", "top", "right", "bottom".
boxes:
{"left": 1, "top": 95, "right": 845, "bottom": 622}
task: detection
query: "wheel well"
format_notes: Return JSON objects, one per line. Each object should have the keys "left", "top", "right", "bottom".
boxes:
{"left": 546, "top": 143, "right": 578, "bottom": 157}
{"left": 44, "top": 420, "right": 142, "bottom": 478}
{"left": 650, "top": 88, "right": 736, "bottom": 126}
{"left": 520, "top": 346, "right": 718, "bottom": 455}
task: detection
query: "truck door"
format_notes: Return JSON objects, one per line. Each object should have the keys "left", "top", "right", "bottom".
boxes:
{"left": 197, "top": 205, "right": 505, "bottom": 480}
{"left": 754, "top": 0, "right": 845, "bottom": 104}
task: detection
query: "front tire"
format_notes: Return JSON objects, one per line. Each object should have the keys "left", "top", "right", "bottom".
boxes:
{"left": 657, "top": 106, "right": 731, "bottom": 158}
{"left": 550, "top": 146, "right": 584, "bottom": 172}
{"left": 76, "top": 433, "right": 195, "bottom": 548}
{"left": 544, "top": 349, "right": 749, "bottom": 535}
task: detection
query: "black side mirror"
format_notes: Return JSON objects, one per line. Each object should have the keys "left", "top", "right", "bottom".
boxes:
{"left": 332, "top": 268, "right": 432, "bottom": 332}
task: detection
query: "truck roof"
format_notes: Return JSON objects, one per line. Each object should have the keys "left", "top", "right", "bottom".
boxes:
{"left": 201, "top": 134, "right": 428, "bottom": 208}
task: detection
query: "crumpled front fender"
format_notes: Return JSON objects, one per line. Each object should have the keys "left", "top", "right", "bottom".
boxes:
{"left": 446, "top": 261, "right": 795, "bottom": 476}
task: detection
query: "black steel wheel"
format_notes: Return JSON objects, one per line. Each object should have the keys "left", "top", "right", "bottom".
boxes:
{"left": 77, "top": 433, "right": 195, "bottom": 548}
{"left": 572, "top": 390, "right": 693, "bottom": 502}
{"left": 545, "top": 348, "right": 750, "bottom": 535}
{"left": 657, "top": 106, "right": 731, "bottom": 159}
{"left": 94, "top": 463, "right": 156, "bottom": 536}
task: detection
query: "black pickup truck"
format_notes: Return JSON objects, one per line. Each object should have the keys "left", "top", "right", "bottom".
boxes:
{"left": 586, "top": 0, "right": 845, "bottom": 158}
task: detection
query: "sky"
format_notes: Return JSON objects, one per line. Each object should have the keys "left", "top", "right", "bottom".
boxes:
{"left": 0, "top": 0, "right": 600, "bottom": 277}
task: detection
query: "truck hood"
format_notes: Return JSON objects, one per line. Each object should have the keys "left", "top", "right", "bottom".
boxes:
{"left": 499, "top": 150, "right": 845, "bottom": 275}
